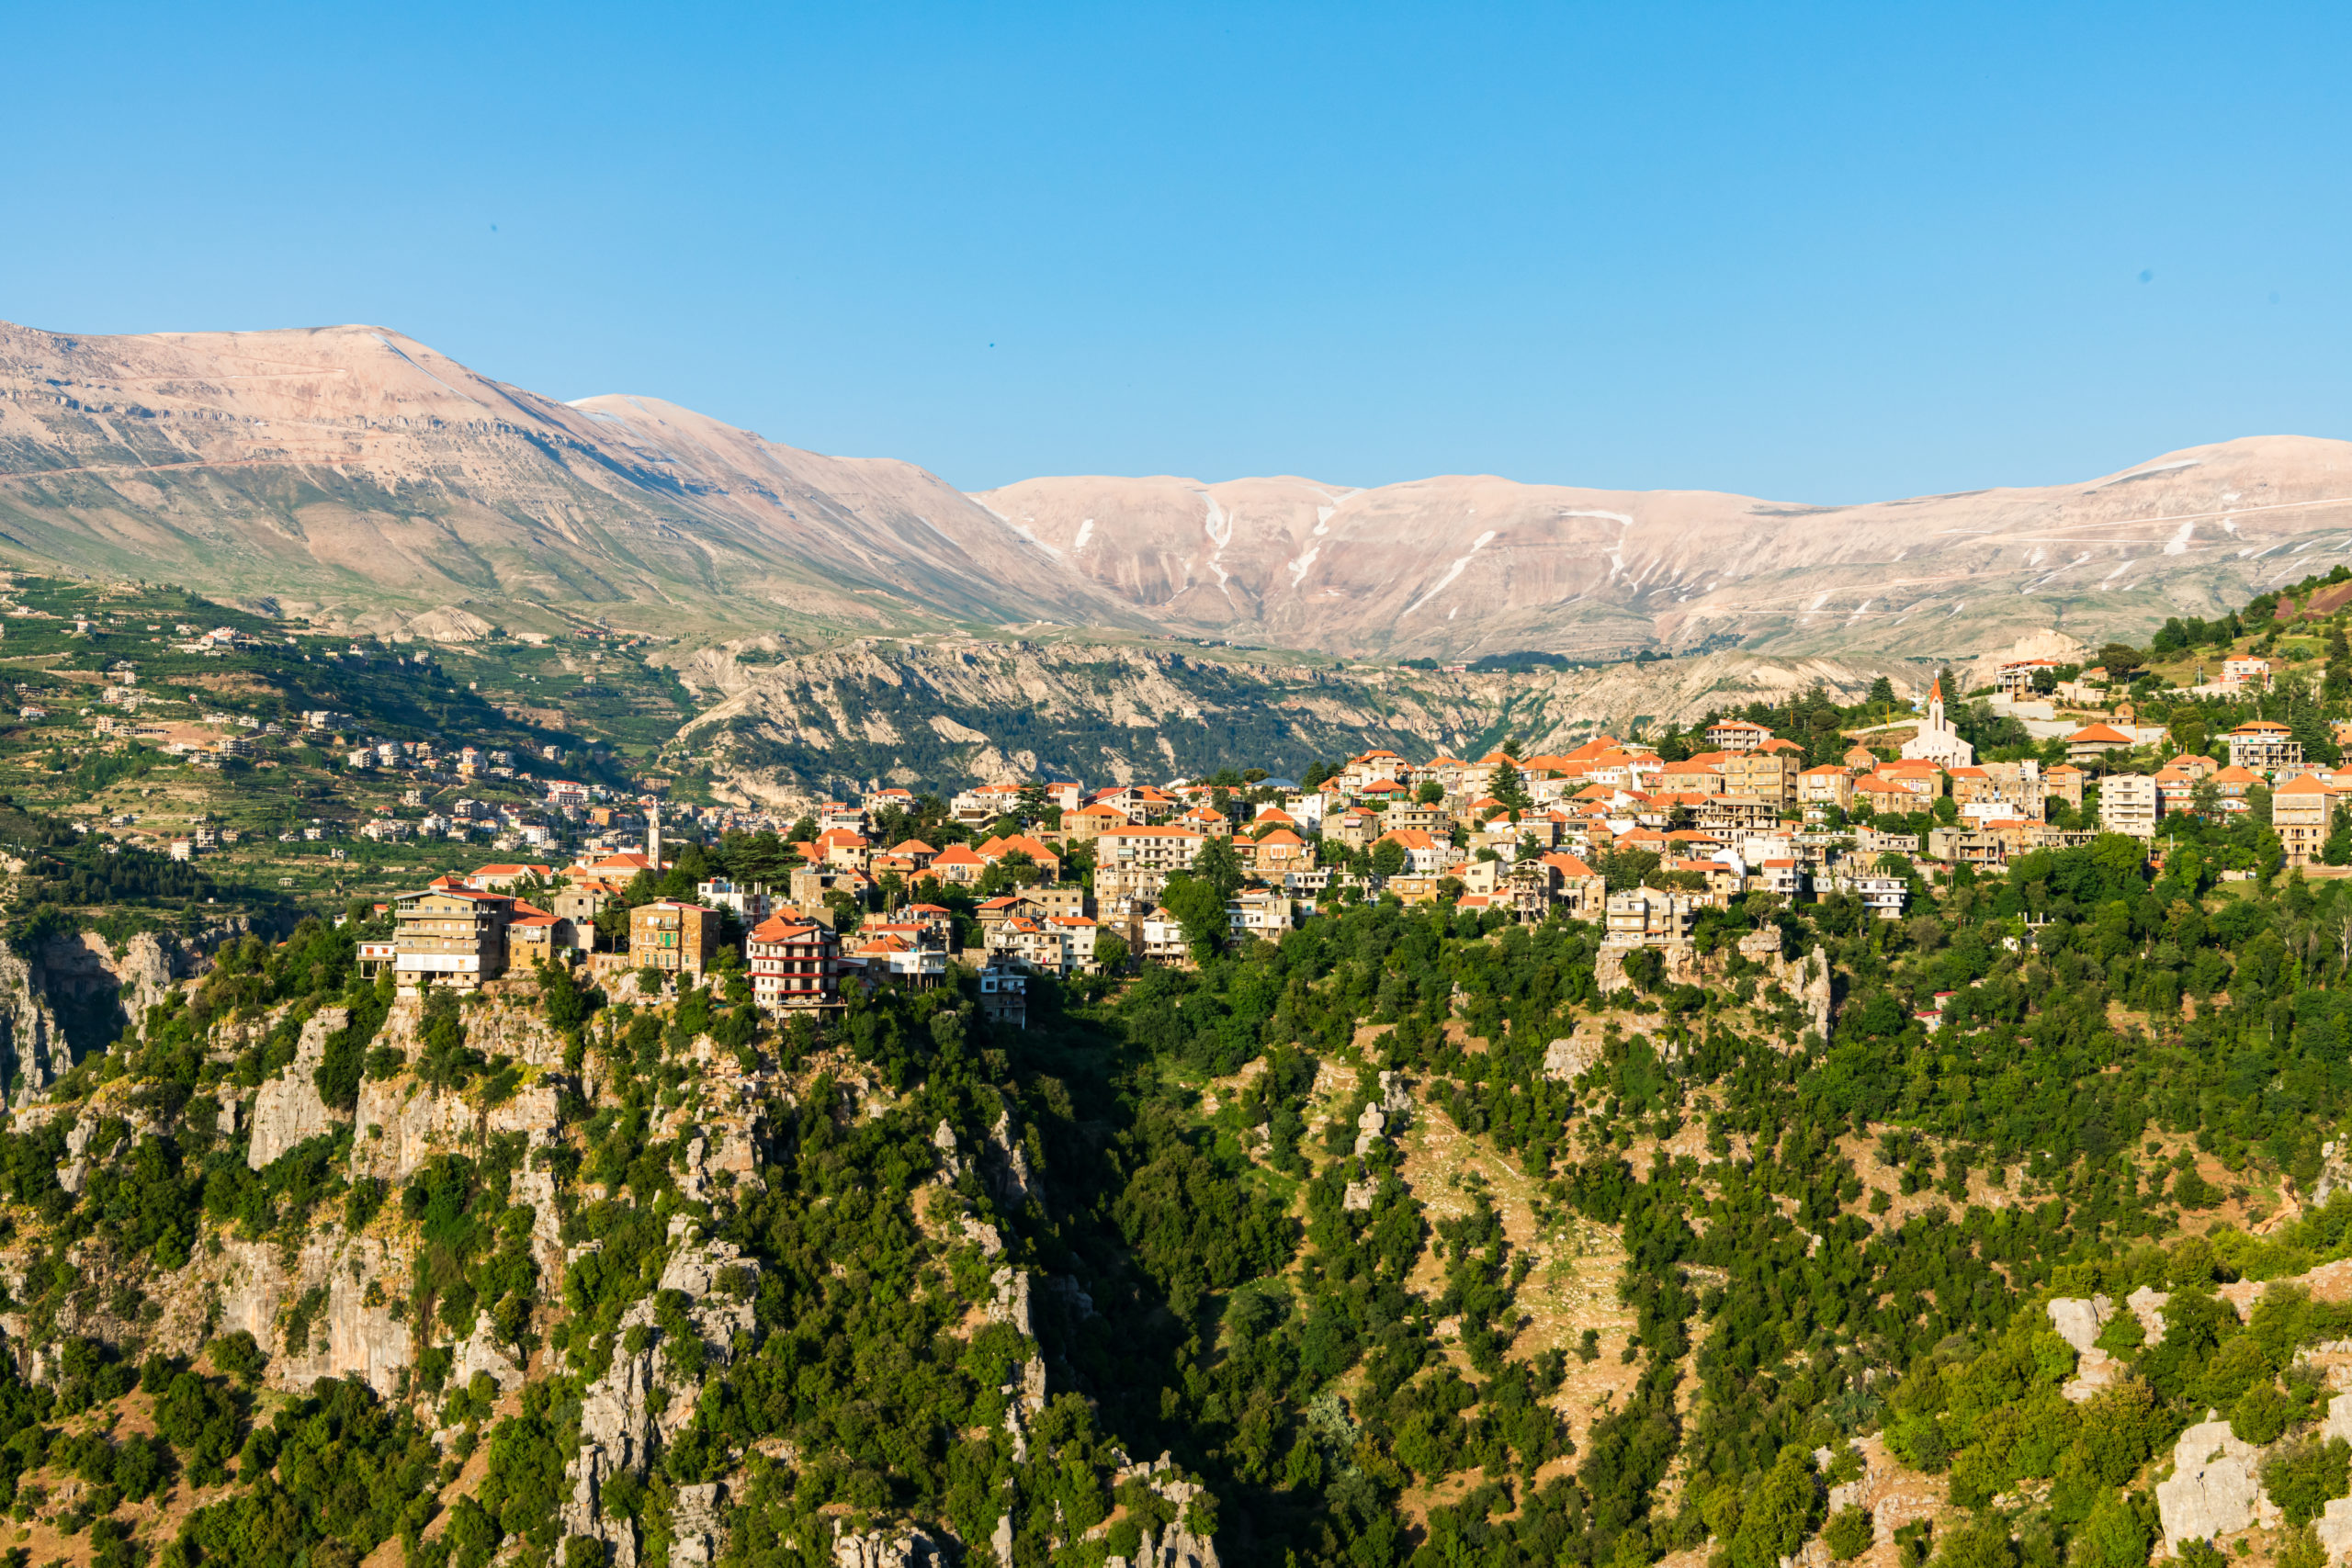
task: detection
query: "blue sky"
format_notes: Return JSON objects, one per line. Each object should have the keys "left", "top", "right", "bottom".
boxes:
{"left": 6, "top": 3, "right": 2347, "bottom": 499}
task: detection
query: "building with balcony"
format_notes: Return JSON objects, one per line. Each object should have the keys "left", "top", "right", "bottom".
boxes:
{"left": 747, "top": 915, "right": 842, "bottom": 1010}
{"left": 2273, "top": 773, "right": 2343, "bottom": 867}
{"left": 2098, "top": 773, "right": 2159, "bottom": 839}
{"left": 393, "top": 886, "right": 515, "bottom": 995}
{"left": 630, "top": 899, "right": 722, "bottom": 977}
{"left": 2226, "top": 721, "right": 2302, "bottom": 774}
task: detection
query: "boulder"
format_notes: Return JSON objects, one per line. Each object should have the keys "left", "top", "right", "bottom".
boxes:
{"left": 2315, "top": 1496, "right": 2352, "bottom": 1562}
{"left": 2155, "top": 1417, "right": 2267, "bottom": 1550}
{"left": 2128, "top": 1285, "right": 2171, "bottom": 1346}
{"left": 2046, "top": 1296, "right": 2111, "bottom": 1355}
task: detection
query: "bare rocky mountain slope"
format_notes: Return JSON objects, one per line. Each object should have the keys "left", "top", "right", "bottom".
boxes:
{"left": 4, "top": 316, "right": 2346, "bottom": 660}
{"left": 972, "top": 435, "right": 2352, "bottom": 660}
{"left": 662, "top": 638, "right": 1903, "bottom": 800}
{"left": 0, "top": 321, "right": 1138, "bottom": 637}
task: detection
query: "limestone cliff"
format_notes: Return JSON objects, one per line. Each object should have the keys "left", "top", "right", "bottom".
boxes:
{"left": 668, "top": 638, "right": 1903, "bottom": 797}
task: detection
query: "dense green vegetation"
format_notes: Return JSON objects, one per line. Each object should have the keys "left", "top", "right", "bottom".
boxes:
{"left": 11, "top": 568, "right": 2352, "bottom": 1568}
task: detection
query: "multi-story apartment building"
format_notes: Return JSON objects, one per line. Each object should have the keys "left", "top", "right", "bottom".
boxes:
{"left": 2273, "top": 773, "right": 2341, "bottom": 866}
{"left": 1797, "top": 766, "right": 1854, "bottom": 814}
{"left": 747, "top": 915, "right": 842, "bottom": 1010}
{"left": 1704, "top": 719, "right": 1772, "bottom": 752}
{"left": 1724, "top": 747, "right": 1802, "bottom": 807}
{"left": 1698, "top": 794, "right": 1781, "bottom": 835}
{"left": 1096, "top": 825, "right": 1208, "bottom": 872}
{"left": 2226, "top": 720, "right": 2302, "bottom": 774}
{"left": 2098, "top": 774, "right": 2159, "bottom": 840}
{"left": 393, "top": 886, "right": 515, "bottom": 994}
{"left": 630, "top": 899, "right": 722, "bottom": 977}
{"left": 1601, "top": 885, "right": 1700, "bottom": 947}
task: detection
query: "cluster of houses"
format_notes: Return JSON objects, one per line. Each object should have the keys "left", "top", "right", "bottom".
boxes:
{"left": 340, "top": 649, "right": 2352, "bottom": 1010}
{"left": 1987, "top": 653, "right": 2352, "bottom": 867}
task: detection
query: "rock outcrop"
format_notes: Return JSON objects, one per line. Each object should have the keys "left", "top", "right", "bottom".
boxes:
{"left": 451, "top": 1309, "right": 526, "bottom": 1394}
{"left": 1592, "top": 932, "right": 1833, "bottom": 1039}
{"left": 174, "top": 1231, "right": 414, "bottom": 1395}
{"left": 1105, "top": 1456, "right": 1221, "bottom": 1568}
{"left": 0, "top": 942, "right": 74, "bottom": 1107}
{"left": 2155, "top": 1416, "right": 2274, "bottom": 1550}
{"left": 671, "top": 1482, "right": 730, "bottom": 1568}
{"left": 828, "top": 1520, "right": 938, "bottom": 1568}
{"left": 2045, "top": 1296, "right": 2121, "bottom": 1401}
{"left": 563, "top": 1218, "right": 763, "bottom": 1568}
{"left": 1543, "top": 1029, "right": 1603, "bottom": 1085}
{"left": 248, "top": 1006, "right": 348, "bottom": 1168}
{"left": 2315, "top": 1495, "right": 2352, "bottom": 1562}
{"left": 2127, "top": 1285, "right": 2171, "bottom": 1346}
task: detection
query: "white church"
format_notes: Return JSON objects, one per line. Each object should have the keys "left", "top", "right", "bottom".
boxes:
{"left": 1900, "top": 677, "right": 1974, "bottom": 768}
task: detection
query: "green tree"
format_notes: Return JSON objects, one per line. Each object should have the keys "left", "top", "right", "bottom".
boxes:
{"left": 1191, "top": 835, "right": 1244, "bottom": 901}
{"left": 1489, "top": 759, "right": 1532, "bottom": 813}
{"left": 1727, "top": 1448, "right": 1820, "bottom": 1568}
{"left": 2279, "top": 1527, "right": 2329, "bottom": 1568}
{"left": 1825, "top": 1506, "right": 1874, "bottom": 1562}
{"left": 2264, "top": 1438, "right": 2352, "bottom": 1527}
{"left": 1162, "top": 874, "right": 1228, "bottom": 962}
{"left": 414, "top": 989, "right": 481, "bottom": 1091}
{"left": 2069, "top": 1492, "right": 2151, "bottom": 1568}
{"left": 538, "top": 960, "right": 591, "bottom": 1032}
{"left": 1415, "top": 779, "right": 1444, "bottom": 806}
{"left": 1370, "top": 839, "right": 1407, "bottom": 878}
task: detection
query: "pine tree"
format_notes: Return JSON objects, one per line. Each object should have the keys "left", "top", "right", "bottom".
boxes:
{"left": 1489, "top": 758, "right": 1532, "bottom": 813}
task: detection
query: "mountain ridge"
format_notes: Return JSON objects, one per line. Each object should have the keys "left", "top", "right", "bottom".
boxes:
{"left": 2, "top": 316, "right": 2345, "bottom": 659}
{"left": 969, "top": 434, "right": 2352, "bottom": 659}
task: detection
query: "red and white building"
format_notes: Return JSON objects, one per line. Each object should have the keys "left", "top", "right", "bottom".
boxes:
{"left": 747, "top": 916, "right": 842, "bottom": 1010}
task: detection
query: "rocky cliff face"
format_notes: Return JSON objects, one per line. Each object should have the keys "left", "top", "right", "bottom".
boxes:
{"left": 668, "top": 637, "right": 1905, "bottom": 795}
{"left": 246, "top": 1005, "right": 348, "bottom": 1168}
{"left": 0, "top": 924, "right": 248, "bottom": 1111}
{"left": 1593, "top": 927, "right": 1834, "bottom": 1039}
{"left": 562, "top": 1217, "right": 762, "bottom": 1568}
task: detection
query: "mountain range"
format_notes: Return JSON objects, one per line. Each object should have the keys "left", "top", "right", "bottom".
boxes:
{"left": 3, "top": 317, "right": 2346, "bottom": 660}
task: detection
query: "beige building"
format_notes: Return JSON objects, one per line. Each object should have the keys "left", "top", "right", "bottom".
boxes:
{"left": 2273, "top": 773, "right": 2341, "bottom": 866}
{"left": 393, "top": 886, "right": 515, "bottom": 994}
{"left": 1095, "top": 825, "right": 1208, "bottom": 872}
{"left": 2227, "top": 721, "right": 2301, "bottom": 774}
{"left": 1724, "top": 747, "right": 1802, "bottom": 807}
{"left": 630, "top": 899, "right": 722, "bottom": 977}
{"left": 1602, "top": 885, "right": 1700, "bottom": 946}
{"left": 1798, "top": 766, "right": 1854, "bottom": 813}
{"left": 2043, "top": 764, "right": 2086, "bottom": 814}
{"left": 1704, "top": 719, "right": 1771, "bottom": 752}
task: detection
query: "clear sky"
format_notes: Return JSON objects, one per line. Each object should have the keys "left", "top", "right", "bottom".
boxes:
{"left": 6, "top": 3, "right": 2347, "bottom": 501}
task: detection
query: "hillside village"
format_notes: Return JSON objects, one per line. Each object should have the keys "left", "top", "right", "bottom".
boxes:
{"left": 382, "top": 624, "right": 2350, "bottom": 1026}
{"left": 0, "top": 576, "right": 2347, "bottom": 1568}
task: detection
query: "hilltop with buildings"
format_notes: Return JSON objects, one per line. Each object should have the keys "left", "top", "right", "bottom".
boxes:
{"left": 0, "top": 561, "right": 2342, "bottom": 1568}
